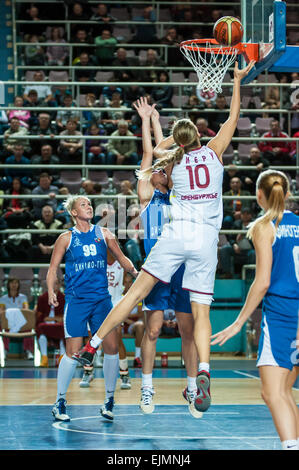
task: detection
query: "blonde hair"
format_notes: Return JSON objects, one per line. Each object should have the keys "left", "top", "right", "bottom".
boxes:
{"left": 247, "top": 169, "right": 289, "bottom": 240}
{"left": 62, "top": 195, "right": 90, "bottom": 224}
{"left": 136, "top": 119, "right": 200, "bottom": 181}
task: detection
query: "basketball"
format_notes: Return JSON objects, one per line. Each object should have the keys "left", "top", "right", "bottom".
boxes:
{"left": 213, "top": 16, "right": 244, "bottom": 46}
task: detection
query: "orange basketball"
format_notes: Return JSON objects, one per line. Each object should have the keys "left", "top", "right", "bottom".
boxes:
{"left": 213, "top": 16, "right": 244, "bottom": 46}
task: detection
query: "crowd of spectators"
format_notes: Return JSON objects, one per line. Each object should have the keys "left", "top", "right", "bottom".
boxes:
{"left": 0, "top": 1, "right": 298, "bottom": 281}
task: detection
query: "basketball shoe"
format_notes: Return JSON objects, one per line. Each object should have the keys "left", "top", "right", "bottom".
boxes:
{"left": 79, "top": 367, "right": 94, "bottom": 388}
{"left": 182, "top": 387, "right": 203, "bottom": 419}
{"left": 100, "top": 396, "right": 115, "bottom": 420}
{"left": 133, "top": 357, "right": 142, "bottom": 368}
{"left": 120, "top": 369, "right": 131, "bottom": 390}
{"left": 140, "top": 387, "right": 155, "bottom": 414}
{"left": 52, "top": 398, "right": 70, "bottom": 422}
{"left": 72, "top": 341, "right": 97, "bottom": 366}
{"left": 195, "top": 371, "right": 211, "bottom": 412}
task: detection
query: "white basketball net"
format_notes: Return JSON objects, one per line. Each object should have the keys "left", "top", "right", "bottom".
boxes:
{"left": 180, "top": 41, "right": 238, "bottom": 94}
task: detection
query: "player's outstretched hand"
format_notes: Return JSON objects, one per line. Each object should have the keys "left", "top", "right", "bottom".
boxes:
{"left": 210, "top": 322, "right": 241, "bottom": 346}
{"left": 133, "top": 96, "right": 156, "bottom": 119}
{"left": 234, "top": 59, "right": 255, "bottom": 81}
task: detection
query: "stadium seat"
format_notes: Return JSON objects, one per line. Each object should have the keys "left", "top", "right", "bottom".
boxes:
{"left": 237, "top": 117, "right": 252, "bottom": 137}
{"left": 112, "top": 27, "right": 132, "bottom": 42}
{"left": 222, "top": 144, "right": 234, "bottom": 164}
{"left": 112, "top": 171, "right": 137, "bottom": 192}
{"left": 237, "top": 143, "right": 255, "bottom": 158}
{"left": 188, "top": 72, "right": 198, "bottom": 83}
{"left": 255, "top": 117, "right": 273, "bottom": 135}
{"left": 95, "top": 71, "right": 114, "bottom": 82}
{"left": 110, "top": 7, "right": 130, "bottom": 21}
{"left": 88, "top": 171, "right": 109, "bottom": 189}
{"left": 171, "top": 95, "right": 189, "bottom": 108}
{"left": 60, "top": 170, "right": 82, "bottom": 193}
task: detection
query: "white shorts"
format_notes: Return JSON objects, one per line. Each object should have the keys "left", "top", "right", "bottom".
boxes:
{"left": 142, "top": 221, "right": 219, "bottom": 296}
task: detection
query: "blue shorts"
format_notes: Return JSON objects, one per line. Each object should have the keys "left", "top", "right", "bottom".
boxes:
{"left": 257, "top": 296, "right": 299, "bottom": 371}
{"left": 64, "top": 295, "right": 113, "bottom": 338}
{"left": 143, "top": 264, "right": 192, "bottom": 314}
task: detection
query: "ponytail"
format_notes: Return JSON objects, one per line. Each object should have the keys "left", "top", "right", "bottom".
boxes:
{"left": 136, "top": 118, "right": 199, "bottom": 181}
{"left": 247, "top": 170, "right": 289, "bottom": 240}
{"left": 136, "top": 146, "right": 185, "bottom": 181}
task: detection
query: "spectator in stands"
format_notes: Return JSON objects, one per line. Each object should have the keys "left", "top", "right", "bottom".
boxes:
{"left": 131, "top": 6, "right": 158, "bottom": 45}
{"left": 29, "top": 204, "right": 63, "bottom": 263}
{"left": 74, "top": 52, "right": 97, "bottom": 96}
{"left": 89, "top": 3, "right": 116, "bottom": 36}
{"left": 219, "top": 208, "right": 255, "bottom": 279}
{"left": 7, "top": 96, "right": 31, "bottom": 129}
{"left": 140, "top": 49, "right": 167, "bottom": 84}
{"left": 4, "top": 144, "right": 32, "bottom": 189}
{"left": 30, "top": 112, "right": 56, "bottom": 155}
{"left": 55, "top": 186, "right": 72, "bottom": 226}
{"left": 68, "top": 2, "right": 90, "bottom": 32}
{"left": 85, "top": 122, "right": 107, "bottom": 165}
{"left": 177, "top": 8, "right": 197, "bottom": 40}
{"left": 151, "top": 71, "right": 174, "bottom": 110}
{"left": 31, "top": 172, "right": 59, "bottom": 219}
{"left": 112, "top": 48, "right": 141, "bottom": 82}
{"left": 0, "top": 278, "right": 34, "bottom": 360}
{"left": 114, "top": 180, "right": 138, "bottom": 220}
{"left": 23, "top": 90, "right": 44, "bottom": 127}
{"left": 258, "top": 119, "right": 292, "bottom": 166}
{"left": 195, "top": 118, "right": 216, "bottom": 138}
{"left": 58, "top": 118, "right": 83, "bottom": 164}
{"left": 183, "top": 95, "right": 203, "bottom": 122}
{"left": 2, "top": 117, "right": 31, "bottom": 160}
{"left": 289, "top": 73, "right": 299, "bottom": 133}
{"left": 222, "top": 176, "right": 251, "bottom": 229}
{"left": 24, "top": 34, "right": 45, "bottom": 66}
{"left": 71, "top": 28, "right": 94, "bottom": 63}
{"left": 161, "top": 309, "right": 179, "bottom": 337}
{"left": 23, "top": 71, "right": 54, "bottom": 105}
{"left": 94, "top": 28, "right": 118, "bottom": 66}
{"left": 160, "top": 27, "right": 183, "bottom": 67}
{"left": 82, "top": 93, "right": 102, "bottom": 126}
{"left": 20, "top": 4, "right": 45, "bottom": 39}
{"left": 35, "top": 278, "right": 65, "bottom": 368}
{"left": 2, "top": 177, "right": 32, "bottom": 229}
{"left": 102, "top": 91, "right": 127, "bottom": 134}
{"left": 56, "top": 93, "right": 80, "bottom": 129}
{"left": 206, "top": 94, "right": 230, "bottom": 133}
{"left": 290, "top": 129, "right": 299, "bottom": 161}
{"left": 46, "top": 26, "right": 68, "bottom": 66}
{"left": 31, "top": 144, "right": 61, "bottom": 186}
{"left": 123, "top": 85, "right": 146, "bottom": 108}
{"left": 101, "top": 80, "right": 123, "bottom": 105}
{"left": 107, "top": 120, "right": 138, "bottom": 167}
{"left": 238, "top": 146, "right": 270, "bottom": 193}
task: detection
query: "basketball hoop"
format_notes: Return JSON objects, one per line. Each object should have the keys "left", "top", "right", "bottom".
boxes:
{"left": 180, "top": 39, "right": 259, "bottom": 94}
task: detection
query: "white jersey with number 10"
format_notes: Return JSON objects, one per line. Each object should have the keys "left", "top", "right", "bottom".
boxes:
{"left": 170, "top": 146, "right": 224, "bottom": 230}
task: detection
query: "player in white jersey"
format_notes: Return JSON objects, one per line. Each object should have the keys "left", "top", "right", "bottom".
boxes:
{"left": 73, "top": 59, "right": 255, "bottom": 414}
{"left": 212, "top": 170, "right": 299, "bottom": 451}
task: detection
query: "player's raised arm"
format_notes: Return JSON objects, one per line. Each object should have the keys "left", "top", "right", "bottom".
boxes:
{"left": 207, "top": 60, "right": 255, "bottom": 160}
{"left": 133, "top": 97, "right": 158, "bottom": 208}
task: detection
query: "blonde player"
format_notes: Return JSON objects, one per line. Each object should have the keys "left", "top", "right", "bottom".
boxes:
{"left": 73, "top": 60, "right": 255, "bottom": 413}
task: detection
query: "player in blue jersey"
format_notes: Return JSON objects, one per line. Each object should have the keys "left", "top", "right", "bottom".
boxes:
{"left": 47, "top": 195, "right": 138, "bottom": 422}
{"left": 134, "top": 97, "right": 200, "bottom": 417}
{"left": 211, "top": 169, "right": 299, "bottom": 450}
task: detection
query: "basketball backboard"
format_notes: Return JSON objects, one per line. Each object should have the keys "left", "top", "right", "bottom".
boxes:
{"left": 240, "top": 0, "right": 287, "bottom": 83}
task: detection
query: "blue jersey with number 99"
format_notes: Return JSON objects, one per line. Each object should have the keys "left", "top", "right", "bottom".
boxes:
{"left": 64, "top": 225, "right": 109, "bottom": 300}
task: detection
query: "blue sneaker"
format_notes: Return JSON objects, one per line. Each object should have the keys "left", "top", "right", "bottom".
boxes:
{"left": 52, "top": 398, "right": 70, "bottom": 422}
{"left": 100, "top": 396, "right": 114, "bottom": 420}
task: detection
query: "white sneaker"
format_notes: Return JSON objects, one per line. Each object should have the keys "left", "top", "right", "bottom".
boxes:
{"left": 93, "top": 351, "right": 103, "bottom": 367}
{"left": 52, "top": 398, "right": 70, "bottom": 422}
{"left": 120, "top": 373, "right": 131, "bottom": 390}
{"left": 182, "top": 387, "right": 203, "bottom": 419}
{"left": 26, "top": 350, "right": 34, "bottom": 360}
{"left": 140, "top": 387, "right": 155, "bottom": 414}
{"left": 79, "top": 369, "right": 94, "bottom": 388}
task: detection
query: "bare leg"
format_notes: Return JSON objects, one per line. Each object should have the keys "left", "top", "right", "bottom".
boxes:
{"left": 191, "top": 302, "right": 211, "bottom": 364}
{"left": 96, "top": 271, "right": 158, "bottom": 341}
{"left": 176, "top": 311, "right": 198, "bottom": 377}
{"left": 286, "top": 366, "right": 299, "bottom": 439}
{"left": 259, "top": 366, "right": 298, "bottom": 444}
{"left": 141, "top": 310, "right": 164, "bottom": 374}
{"left": 117, "top": 325, "right": 127, "bottom": 360}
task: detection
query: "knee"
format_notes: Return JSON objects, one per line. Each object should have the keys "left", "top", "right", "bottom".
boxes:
{"left": 145, "top": 326, "right": 161, "bottom": 342}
